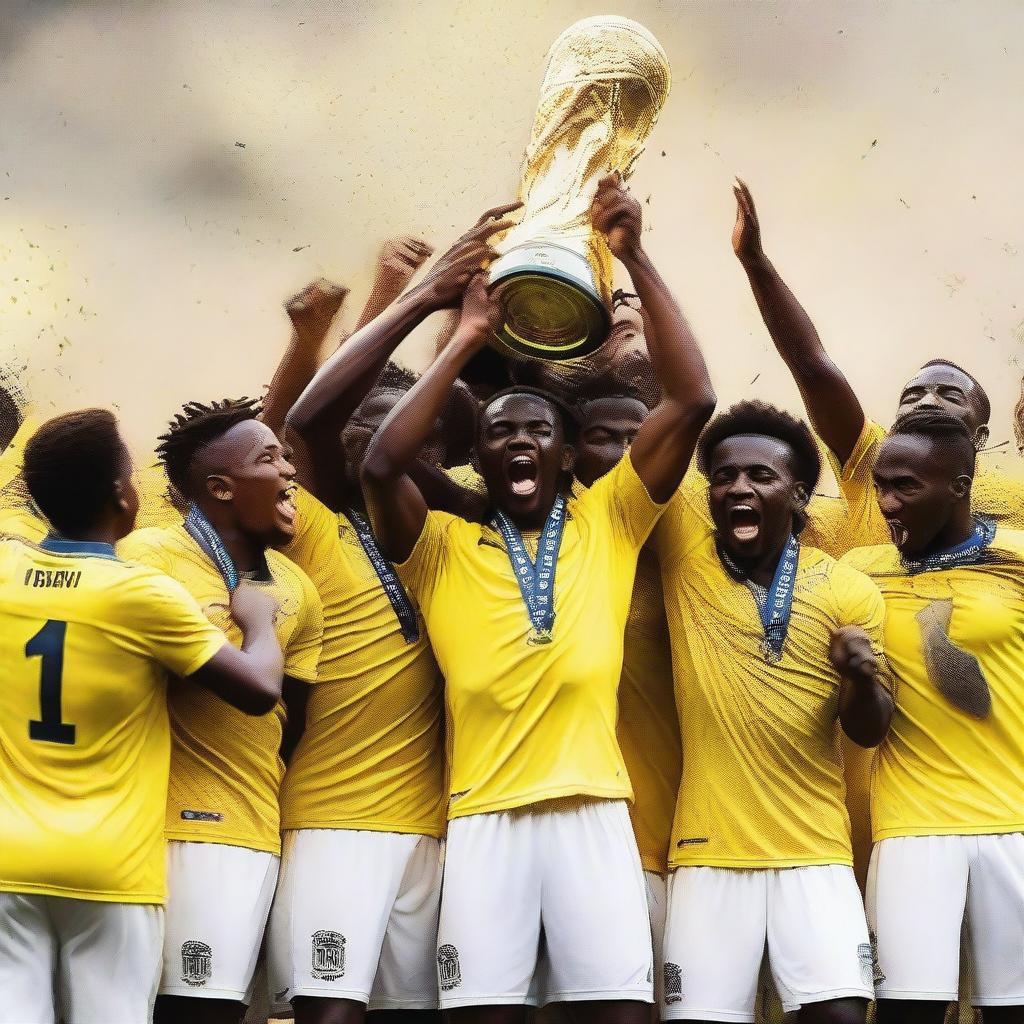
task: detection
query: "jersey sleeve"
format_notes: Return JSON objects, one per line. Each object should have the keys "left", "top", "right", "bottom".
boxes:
{"left": 123, "top": 570, "right": 227, "bottom": 678}
{"left": 394, "top": 509, "right": 458, "bottom": 610}
{"left": 820, "top": 419, "right": 888, "bottom": 552}
{"left": 649, "top": 474, "right": 711, "bottom": 567}
{"left": 582, "top": 451, "right": 667, "bottom": 552}
{"left": 282, "top": 564, "right": 324, "bottom": 683}
{"left": 117, "top": 528, "right": 173, "bottom": 575}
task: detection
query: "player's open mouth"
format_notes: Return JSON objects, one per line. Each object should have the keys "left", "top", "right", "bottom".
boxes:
{"left": 506, "top": 454, "right": 539, "bottom": 497}
{"left": 728, "top": 504, "right": 761, "bottom": 542}
{"left": 276, "top": 484, "right": 298, "bottom": 524}
{"left": 886, "top": 518, "right": 909, "bottom": 548}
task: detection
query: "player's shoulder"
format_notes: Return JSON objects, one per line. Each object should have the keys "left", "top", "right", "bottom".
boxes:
{"left": 266, "top": 546, "right": 319, "bottom": 599}
{"left": 838, "top": 543, "right": 900, "bottom": 577}
{"left": 988, "top": 527, "right": 1024, "bottom": 563}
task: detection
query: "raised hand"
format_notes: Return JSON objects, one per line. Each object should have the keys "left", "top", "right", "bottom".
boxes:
{"left": 454, "top": 271, "right": 501, "bottom": 352}
{"left": 377, "top": 236, "right": 434, "bottom": 287}
{"left": 229, "top": 582, "right": 280, "bottom": 634}
{"left": 591, "top": 172, "right": 643, "bottom": 261}
{"left": 731, "top": 177, "right": 763, "bottom": 265}
{"left": 829, "top": 625, "right": 880, "bottom": 684}
{"left": 285, "top": 278, "right": 349, "bottom": 342}
{"left": 419, "top": 201, "right": 522, "bottom": 310}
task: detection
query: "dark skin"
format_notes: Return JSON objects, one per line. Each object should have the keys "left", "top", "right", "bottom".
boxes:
{"left": 707, "top": 434, "right": 892, "bottom": 750}
{"left": 363, "top": 177, "right": 714, "bottom": 1024}
{"left": 155, "top": 418, "right": 308, "bottom": 1024}
{"left": 574, "top": 396, "right": 648, "bottom": 488}
{"left": 731, "top": 179, "right": 991, "bottom": 467}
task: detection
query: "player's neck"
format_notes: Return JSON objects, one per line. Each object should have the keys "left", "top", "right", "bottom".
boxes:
{"left": 722, "top": 532, "right": 792, "bottom": 588}
{"left": 920, "top": 504, "right": 975, "bottom": 558}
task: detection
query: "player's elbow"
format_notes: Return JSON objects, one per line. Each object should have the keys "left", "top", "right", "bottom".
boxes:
{"left": 360, "top": 445, "right": 397, "bottom": 490}
{"left": 231, "top": 674, "right": 281, "bottom": 716}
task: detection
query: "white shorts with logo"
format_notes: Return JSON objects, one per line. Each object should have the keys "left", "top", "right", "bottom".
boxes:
{"left": 867, "top": 832, "right": 1024, "bottom": 1006}
{"left": 438, "top": 798, "right": 653, "bottom": 1008}
{"left": 268, "top": 828, "right": 442, "bottom": 1012}
{"left": 0, "top": 892, "right": 163, "bottom": 1024}
{"left": 662, "top": 864, "right": 873, "bottom": 1021}
{"left": 159, "top": 840, "right": 279, "bottom": 1003}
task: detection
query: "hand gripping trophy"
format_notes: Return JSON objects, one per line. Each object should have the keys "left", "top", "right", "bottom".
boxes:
{"left": 489, "top": 15, "right": 671, "bottom": 361}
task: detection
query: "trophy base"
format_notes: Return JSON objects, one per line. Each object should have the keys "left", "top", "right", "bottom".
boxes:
{"left": 489, "top": 244, "right": 610, "bottom": 361}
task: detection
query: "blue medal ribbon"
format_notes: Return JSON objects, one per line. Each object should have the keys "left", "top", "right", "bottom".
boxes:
{"left": 903, "top": 515, "right": 996, "bottom": 575}
{"left": 491, "top": 494, "right": 567, "bottom": 646}
{"left": 346, "top": 509, "right": 420, "bottom": 644}
{"left": 183, "top": 503, "right": 239, "bottom": 593}
{"left": 720, "top": 533, "right": 800, "bottom": 664}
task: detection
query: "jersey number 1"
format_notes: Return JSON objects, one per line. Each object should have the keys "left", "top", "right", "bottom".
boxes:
{"left": 26, "top": 619, "right": 76, "bottom": 745}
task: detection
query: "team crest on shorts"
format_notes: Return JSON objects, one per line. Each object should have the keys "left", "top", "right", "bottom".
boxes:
{"left": 857, "top": 941, "right": 878, "bottom": 988}
{"left": 311, "top": 930, "right": 346, "bottom": 980}
{"left": 180, "top": 940, "right": 212, "bottom": 987}
{"left": 437, "top": 944, "right": 462, "bottom": 991}
{"left": 663, "top": 962, "right": 683, "bottom": 1003}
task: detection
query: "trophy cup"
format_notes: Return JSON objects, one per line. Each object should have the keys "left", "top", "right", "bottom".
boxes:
{"left": 489, "top": 15, "right": 671, "bottom": 362}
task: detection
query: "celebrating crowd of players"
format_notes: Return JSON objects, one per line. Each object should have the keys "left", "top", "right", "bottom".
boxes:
{"left": 0, "top": 173, "right": 1022, "bottom": 1024}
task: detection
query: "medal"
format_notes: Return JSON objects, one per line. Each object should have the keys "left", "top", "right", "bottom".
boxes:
{"left": 184, "top": 503, "right": 239, "bottom": 592}
{"left": 492, "top": 495, "right": 567, "bottom": 648}
{"left": 903, "top": 515, "right": 996, "bottom": 575}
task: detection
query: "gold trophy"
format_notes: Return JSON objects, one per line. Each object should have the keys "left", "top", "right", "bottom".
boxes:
{"left": 489, "top": 16, "right": 671, "bottom": 361}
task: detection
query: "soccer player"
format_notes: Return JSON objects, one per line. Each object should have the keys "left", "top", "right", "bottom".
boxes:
{"left": 655, "top": 400, "right": 893, "bottom": 1024}
{"left": 842, "top": 409, "right": 1024, "bottom": 1024}
{"left": 267, "top": 209, "right": 517, "bottom": 1024}
{"left": 0, "top": 408, "right": 286, "bottom": 1024}
{"left": 361, "top": 172, "right": 715, "bottom": 1022}
{"left": 118, "top": 398, "right": 324, "bottom": 1024}
{"left": 731, "top": 177, "right": 1024, "bottom": 553}
{"left": 573, "top": 388, "right": 681, "bottom": 1014}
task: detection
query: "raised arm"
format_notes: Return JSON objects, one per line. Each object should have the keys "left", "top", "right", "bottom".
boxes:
{"left": 733, "top": 178, "right": 865, "bottom": 466}
{"left": 261, "top": 279, "right": 349, "bottom": 438}
{"left": 187, "top": 583, "right": 285, "bottom": 716}
{"left": 353, "top": 235, "right": 435, "bottom": 333}
{"left": 592, "top": 174, "right": 716, "bottom": 503}
{"left": 286, "top": 203, "right": 520, "bottom": 439}
{"left": 361, "top": 275, "right": 496, "bottom": 562}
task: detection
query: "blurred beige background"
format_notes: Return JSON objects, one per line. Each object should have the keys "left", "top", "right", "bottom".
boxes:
{"left": 3, "top": 0, "right": 1023, "bottom": 483}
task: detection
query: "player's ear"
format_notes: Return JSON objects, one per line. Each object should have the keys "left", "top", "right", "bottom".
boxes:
{"left": 950, "top": 474, "right": 972, "bottom": 501}
{"left": 205, "top": 474, "right": 234, "bottom": 503}
{"left": 792, "top": 482, "right": 810, "bottom": 513}
{"left": 560, "top": 444, "right": 575, "bottom": 475}
{"left": 973, "top": 424, "right": 990, "bottom": 451}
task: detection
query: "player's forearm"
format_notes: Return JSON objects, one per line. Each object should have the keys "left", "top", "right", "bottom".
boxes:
{"left": 740, "top": 252, "right": 864, "bottom": 465}
{"left": 619, "top": 244, "right": 715, "bottom": 418}
{"left": 287, "top": 286, "right": 437, "bottom": 436}
{"left": 353, "top": 268, "right": 415, "bottom": 334}
{"left": 362, "top": 333, "right": 477, "bottom": 487}
{"left": 262, "top": 327, "right": 329, "bottom": 436}
{"left": 839, "top": 675, "right": 894, "bottom": 748}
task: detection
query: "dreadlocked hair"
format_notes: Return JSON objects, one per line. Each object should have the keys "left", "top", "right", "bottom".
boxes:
{"left": 156, "top": 396, "right": 262, "bottom": 495}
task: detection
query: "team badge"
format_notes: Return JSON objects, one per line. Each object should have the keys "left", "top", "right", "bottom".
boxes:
{"left": 858, "top": 941, "right": 877, "bottom": 987}
{"left": 663, "top": 962, "right": 683, "bottom": 1003}
{"left": 311, "top": 930, "right": 346, "bottom": 980}
{"left": 180, "top": 940, "right": 212, "bottom": 987}
{"left": 437, "top": 944, "right": 462, "bottom": 991}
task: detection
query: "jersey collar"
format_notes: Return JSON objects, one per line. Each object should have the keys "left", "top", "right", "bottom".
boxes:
{"left": 40, "top": 536, "right": 118, "bottom": 559}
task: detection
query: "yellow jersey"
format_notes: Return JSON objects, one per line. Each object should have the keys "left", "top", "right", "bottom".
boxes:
{"left": 843, "top": 531, "right": 1024, "bottom": 840}
{"left": 826, "top": 419, "right": 1024, "bottom": 554}
{"left": 618, "top": 548, "right": 681, "bottom": 873}
{"left": 0, "top": 415, "right": 46, "bottom": 543}
{"left": 133, "top": 463, "right": 185, "bottom": 532}
{"left": 654, "top": 486, "right": 887, "bottom": 869}
{"left": 0, "top": 535, "right": 225, "bottom": 903}
{"left": 279, "top": 488, "right": 446, "bottom": 837}
{"left": 397, "top": 453, "right": 665, "bottom": 819}
{"left": 119, "top": 526, "right": 323, "bottom": 855}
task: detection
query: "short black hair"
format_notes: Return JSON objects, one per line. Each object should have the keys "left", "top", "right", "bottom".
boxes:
{"left": 697, "top": 400, "right": 822, "bottom": 491}
{"left": 372, "top": 360, "right": 419, "bottom": 395}
{"left": 918, "top": 359, "right": 991, "bottom": 423}
{"left": 888, "top": 407, "right": 977, "bottom": 477}
{"left": 481, "top": 386, "right": 579, "bottom": 444}
{"left": 156, "top": 397, "right": 262, "bottom": 496}
{"left": 0, "top": 385, "right": 21, "bottom": 452}
{"left": 23, "top": 409, "right": 125, "bottom": 536}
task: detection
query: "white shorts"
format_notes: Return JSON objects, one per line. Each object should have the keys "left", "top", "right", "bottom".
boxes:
{"left": 438, "top": 798, "right": 653, "bottom": 1008}
{"left": 645, "top": 871, "right": 668, "bottom": 1006}
{"left": 159, "top": 841, "right": 279, "bottom": 1003}
{"left": 0, "top": 892, "right": 163, "bottom": 1024}
{"left": 268, "top": 828, "right": 442, "bottom": 1011}
{"left": 867, "top": 832, "right": 1024, "bottom": 1006}
{"left": 662, "top": 864, "right": 873, "bottom": 1021}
